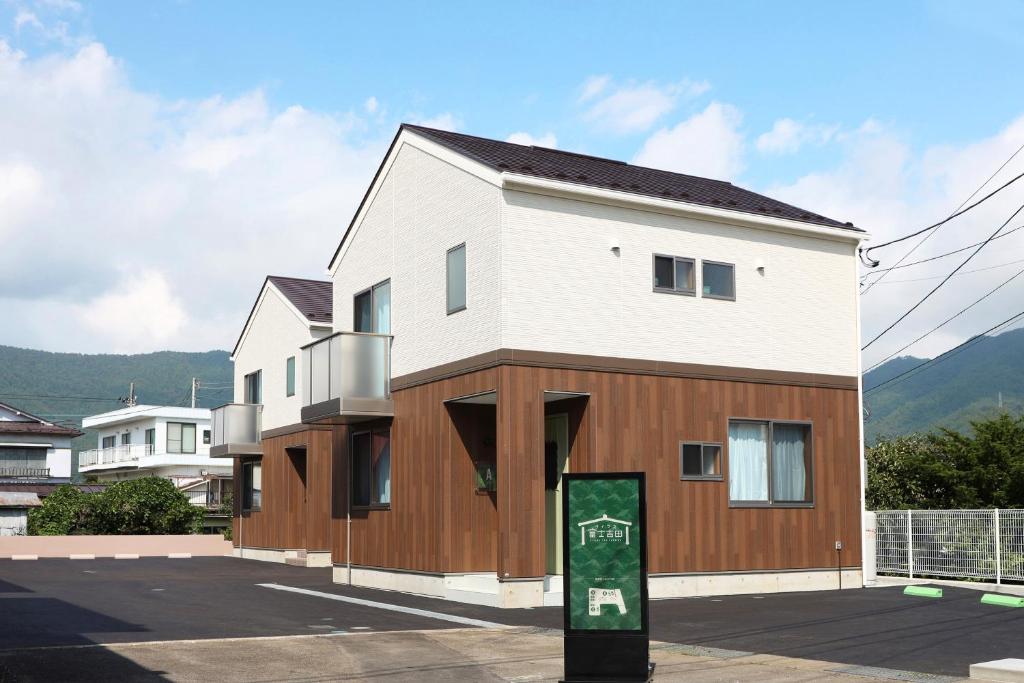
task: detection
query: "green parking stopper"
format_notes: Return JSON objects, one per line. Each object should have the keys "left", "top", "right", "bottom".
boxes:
{"left": 981, "top": 593, "right": 1024, "bottom": 608}
{"left": 904, "top": 585, "right": 943, "bottom": 598}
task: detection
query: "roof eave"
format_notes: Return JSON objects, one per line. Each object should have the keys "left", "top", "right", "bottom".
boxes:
{"left": 501, "top": 173, "right": 870, "bottom": 244}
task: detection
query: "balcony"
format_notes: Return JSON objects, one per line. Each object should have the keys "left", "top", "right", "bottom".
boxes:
{"left": 301, "top": 331, "right": 394, "bottom": 424}
{"left": 0, "top": 467, "right": 50, "bottom": 478}
{"left": 79, "top": 444, "right": 154, "bottom": 469}
{"left": 210, "top": 403, "right": 263, "bottom": 458}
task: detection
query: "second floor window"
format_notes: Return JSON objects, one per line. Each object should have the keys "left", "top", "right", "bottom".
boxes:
{"left": 121, "top": 433, "right": 131, "bottom": 446}
{"left": 167, "top": 422, "right": 197, "bottom": 455}
{"left": 702, "top": 260, "right": 736, "bottom": 300}
{"left": 446, "top": 243, "right": 467, "bottom": 314}
{"left": 145, "top": 428, "right": 155, "bottom": 448}
{"left": 354, "top": 279, "right": 391, "bottom": 334}
{"left": 102, "top": 435, "right": 116, "bottom": 449}
{"left": 244, "top": 370, "right": 262, "bottom": 404}
{"left": 285, "top": 356, "right": 296, "bottom": 397}
{"left": 653, "top": 254, "right": 696, "bottom": 295}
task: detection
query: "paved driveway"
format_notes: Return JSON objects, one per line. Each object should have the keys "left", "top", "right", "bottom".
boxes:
{"left": 1, "top": 557, "right": 1022, "bottom": 678}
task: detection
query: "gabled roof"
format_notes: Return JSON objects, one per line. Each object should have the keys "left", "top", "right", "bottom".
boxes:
{"left": 231, "top": 276, "right": 333, "bottom": 359}
{"left": 328, "top": 124, "right": 860, "bottom": 272}
{"left": 0, "top": 401, "right": 82, "bottom": 437}
{"left": 405, "top": 124, "right": 857, "bottom": 231}
{"left": 267, "top": 276, "right": 333, "bottom": 324}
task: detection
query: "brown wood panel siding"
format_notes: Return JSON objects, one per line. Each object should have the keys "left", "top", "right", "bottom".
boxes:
{"left": 234, "top": 428, "right": 332, "bottom": 552}
{"left": 332, "top": 368, "right": 500, "bottom": 573}
{"left": 496, "top": 366, "right": 862, "bottom": 576}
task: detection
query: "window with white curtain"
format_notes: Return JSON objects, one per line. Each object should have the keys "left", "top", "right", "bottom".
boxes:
{"left": 728, "top": 420, "right": 812, "bottom": 505}
{"left": 354, "top": 279, "right": 391, "bottom": 334}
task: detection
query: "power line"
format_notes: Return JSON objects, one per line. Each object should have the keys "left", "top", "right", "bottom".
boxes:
{"left": 863, "top": 263, "right": 1024, "bottom": 373}
{"left": 861, "top": 223, "right": 1024, "bottom": 279}
{"left": 0, "top": 393, "right": 123, "bottom": 402}
{"left": 860, "top": 141, "right": 1024, "bottom": 292}
{"left": 864, "top": 308, "right": 1024, "bottom": 395}
{"left": 867, "top": 256, "right": 1024, "bottom": 284}
{"left": 861, "top": 200, "right": 1024, "bottom": 350}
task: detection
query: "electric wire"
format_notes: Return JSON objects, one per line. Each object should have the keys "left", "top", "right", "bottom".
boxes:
{"left": 863, "top": 263, "right": 1024, "bottom": 373}
{"left": 860, "top": 141, "right": 1024, "bottom": 292}
{"left": 867, "top": 256, "right": 1024, "bottom": 284}
{"left": 861, "top": 224, "right": 1024, "bottom": 278}
{"left": 864, "top": 308, "right": 1024, "bottom": 395}
{"left": 861, "top": 201, "right": 1024, "bottom": 350}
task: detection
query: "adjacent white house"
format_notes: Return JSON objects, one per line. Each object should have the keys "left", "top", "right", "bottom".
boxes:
{"left": 0, "top": 401, "right": 82, "bottom": 535}
{"left": 80, "top": 406, "right": 232, "bottom": 516}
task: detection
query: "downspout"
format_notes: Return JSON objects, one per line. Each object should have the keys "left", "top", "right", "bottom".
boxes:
{"left": 855, "top": 240, "right": 868, "bottom": 588}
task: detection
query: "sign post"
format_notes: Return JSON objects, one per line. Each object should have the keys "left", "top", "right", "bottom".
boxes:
{"left": 561, "top": 472, "right": 652, "bottom": 682}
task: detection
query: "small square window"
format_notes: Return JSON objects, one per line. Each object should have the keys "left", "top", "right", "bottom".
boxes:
{"left": 680, "top": 442, "right": 722, "bottom": 480}
{"left": 654, "top": 254, "right": 696, "bottom": 295}
{"left": 702, "top": 261, "right": 735, "bottom": 300}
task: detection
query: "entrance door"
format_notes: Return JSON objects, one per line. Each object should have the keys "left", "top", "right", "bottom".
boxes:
{"left": 544, "top": 414, "right": 570, "bottom": 575}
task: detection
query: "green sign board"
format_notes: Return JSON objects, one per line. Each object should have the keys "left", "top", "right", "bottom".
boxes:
{"left": 564, "top": 475, "right": 645, "bottom": 632}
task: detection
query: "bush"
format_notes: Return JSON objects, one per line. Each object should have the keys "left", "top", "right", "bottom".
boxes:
{"left": 27, "top": 484, "right": 91, "bottom": 535}
{"left": 28, "top": 477, "right": 204, "bottom": 535}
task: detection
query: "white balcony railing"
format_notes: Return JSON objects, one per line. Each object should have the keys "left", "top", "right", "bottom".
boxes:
{"left": 301, "top": 331, "right": 392, "bottom": 410}
{"left": 79, "top": 444, "right": 154, "bottom": 468}
{"left": 210, "top": 403, "right": 262, "bottom": 453}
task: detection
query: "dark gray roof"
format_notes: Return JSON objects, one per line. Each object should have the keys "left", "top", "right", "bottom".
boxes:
{"left": 267, "top": 276, "right": 333, "bottom": 324}
{"left": 403, "top": 124, "right": 858, "bottom": 231}
{"left": 0, "top": 401, "right": 82, "bottom": 437}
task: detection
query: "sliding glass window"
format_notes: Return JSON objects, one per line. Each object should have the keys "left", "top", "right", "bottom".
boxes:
{"left": 446, "top": 243, "right": 467, "bottom": 314}
{"left": 728, "top": 420, "right": 812, "bottom": 506}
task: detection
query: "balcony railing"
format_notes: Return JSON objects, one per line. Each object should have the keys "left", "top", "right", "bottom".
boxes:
{"left": 0, "top": 467, "right": 50, "bottom": 478}
{"left": 300, "top": 331, "right": 394, "bottom": 424}
{"left": 183, "top": 485, "right": 228, "bottom": 510}
{"left": 79, "top": 444, "right": 155, "bottom": 468}
{"left": 210, "top": 403, "right": 263, "bottom": 458}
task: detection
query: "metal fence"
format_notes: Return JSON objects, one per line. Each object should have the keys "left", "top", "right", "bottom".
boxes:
{"left": 876, "top": 509, "right": 1024, "bottom": 584}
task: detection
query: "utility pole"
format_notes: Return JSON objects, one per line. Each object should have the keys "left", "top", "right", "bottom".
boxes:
{"left": 124, "top": 382, "right": 137, "bottom": 408}
{"left": 191, "top": 378, "right": 199, "bottom": 409}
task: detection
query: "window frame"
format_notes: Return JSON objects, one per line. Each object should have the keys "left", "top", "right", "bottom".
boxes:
{"left": 701, "top": 259, "right": 737, "bottom": 301}
{"left": 353, "top": 279, "right": 391, "bottom": 333}
{"left": 167, "top": 422, "right": 197, "bottom": 455}
{"left": 727, "top": 418, "right": 814, "bottom": 508}
{"left": 102, "top": 435, "right": 116, "bottom": 449}
{"left": 241, "top": 459, "right": 262, "bottom": 512}
{"left": 679, "top": 441, "right": 723, "bottom": 481}
{"left": 202, "top": 429, "right": 211, "bottom": 445}
{"left": 285, "top": 355, "right": 296, "bottom": 397}
{"left": 350, "top": 426, "right": 392, "bottom": 510}
{"left": 244, "top": 370, "right": 262, "bottom": 405}
{"left": 652, "top": 253, "right": 697, "bottom": 296}
{"left": 446, "top": 242, "right": 467, "bottom": 315}
{"left": 121, "top": 432, "right": 131, "bottom": 446}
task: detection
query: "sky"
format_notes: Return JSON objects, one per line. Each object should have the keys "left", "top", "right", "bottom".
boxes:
{"left": 2, "top": 0, "right": 1024, "bottom": 374}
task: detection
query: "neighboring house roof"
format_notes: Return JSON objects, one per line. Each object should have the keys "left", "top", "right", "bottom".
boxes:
{"left": 0, "top": 482, "right": 106, "bottom": 497}
{"left": 328, "top": 123, "right": 860, "bottom": 271}
{"left": 0, "top": 401, "right": 83, "bottom": 438}
{"left": 267, "top": 276, "right": 333, "bottom": 324}
{"left": 231, "top": 275, "right": 333, "bottom": 359}
{"left": 0, "top": 492, "right": 42, "bottom": 508}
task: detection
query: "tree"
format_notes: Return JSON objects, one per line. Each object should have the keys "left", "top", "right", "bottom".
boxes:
{"left": 867, "top": 413, "right": 1024, "bottom": 509}
{"left": 28, "top": 477, "right": 204, "bottom": 535}
{"left": 89, "top": 477, "right": 204, "bottom": 535}
{"left": 27, "top": 484, "right": 91, "bottom": 535}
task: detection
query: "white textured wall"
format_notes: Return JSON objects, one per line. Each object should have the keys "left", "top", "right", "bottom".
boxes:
{"left": 500, "top": 190, "right": 859, "bottom": 377}
{"left": 332, "top": 143, "right": 502, "bottom": 378}
{"left": 233, "top": 286, "right": 329, "bottom": 430}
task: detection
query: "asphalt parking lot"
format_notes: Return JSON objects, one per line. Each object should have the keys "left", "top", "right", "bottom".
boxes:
{"left": 1, "top": 557, "right": 1022, "bottom": 679}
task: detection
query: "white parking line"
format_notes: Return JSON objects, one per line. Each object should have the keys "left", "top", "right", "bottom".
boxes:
{"left": 256, "top": 583, "right": 510, "bottom": 629}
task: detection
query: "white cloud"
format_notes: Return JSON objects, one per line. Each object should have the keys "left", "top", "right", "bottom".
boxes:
{"left": 74, "top": 271, "right": 187, "bottom": 353}
{"left": 579, "top": 74, "right": 610, "bottom": 102}
{"left": 0, "top": 39, "right": 391, "bottom": 353}
{"left": 14, "top": 9, "right": 43, "bottom": 32}
{"left": 756, "top": 118, "right": 838, "bottom": 155}
{"left": 632, "top": 102, "right": 744, "bottom": 180}
{"left": 764, "top": 116, "right": 1024, "bottom": 365}
{"left": 579, "top": 76, "right": 710, "bottom": 135}
{"left": 409, "top": 112, "right": 460, "bottom": 131}
{"left": 364, "top": 96, "right": 378, "bottom": 114}
{"left": 505, "top": 131, "right": 557, "bottom": 148}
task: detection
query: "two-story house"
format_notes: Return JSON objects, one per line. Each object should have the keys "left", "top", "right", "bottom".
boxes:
{"left": 214, "top": 124, "right": 867, "bottom": 607}
{"left": 0, "top": 401, "right": 82, "bottom": 535}
{"left": 80, "top": 406, "right": 232, "bottom": 530}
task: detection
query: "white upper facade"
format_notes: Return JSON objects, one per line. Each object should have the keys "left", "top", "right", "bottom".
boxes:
{"left": 231, "top": 277, "right": 332, "bottom": 431}
{"left": 328, "top": 127, "right": 865, "bottom": 380}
